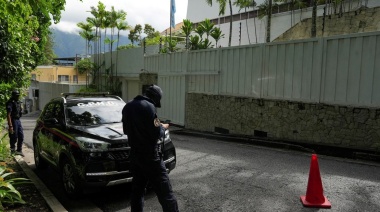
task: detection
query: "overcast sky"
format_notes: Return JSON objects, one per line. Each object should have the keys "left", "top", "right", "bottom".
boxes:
{"left": 51, "top": 0, "right": 189, "bottom": 35}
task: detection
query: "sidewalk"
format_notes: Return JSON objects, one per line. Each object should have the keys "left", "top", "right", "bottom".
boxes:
{"left": 14, "top": 148, "right": 68, "bottom": 212}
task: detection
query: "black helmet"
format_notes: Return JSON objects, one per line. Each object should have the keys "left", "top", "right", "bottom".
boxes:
{"left": 11, "top": 89, "right": 20, "bottom": 97}
{"left": 145, "top": 84, "right": 163, "bottom": 108}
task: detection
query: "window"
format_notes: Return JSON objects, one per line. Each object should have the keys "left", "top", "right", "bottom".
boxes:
{"left": 58, "top": 75, "right": 69, "bottom": 82}
{"left": 31, "top": 74, "right": 36, "bottom": 80}
{"left": 42, "top": 102, "right": 55, "bottom": 120}
{"left": 73, "top": 75, "right": 78, "bottom": 83}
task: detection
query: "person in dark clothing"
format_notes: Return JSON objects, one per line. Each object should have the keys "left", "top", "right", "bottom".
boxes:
{"left": 122, "top": 85, "right": 179, "bottom": 212}
{"left": 6, "top": 89, "right": 24, "bottom": 156}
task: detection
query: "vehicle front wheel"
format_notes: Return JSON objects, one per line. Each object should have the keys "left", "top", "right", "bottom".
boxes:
{"left": 33, "top": 141, "right": 48, "bottom": 169}
{"left": 60, "top": 158, "right": 83, "bottom": 198}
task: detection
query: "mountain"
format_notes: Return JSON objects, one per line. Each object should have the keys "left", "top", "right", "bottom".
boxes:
{"left": 51, "top": 28, "right": 131, "bottom": 58}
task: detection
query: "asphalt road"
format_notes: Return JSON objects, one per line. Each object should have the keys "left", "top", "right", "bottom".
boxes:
{"left": 21, "top": 112, "right": 380, "bottom": 212}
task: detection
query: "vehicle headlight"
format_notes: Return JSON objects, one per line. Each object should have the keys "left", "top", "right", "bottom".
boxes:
{"left": 76, "top": 137, "right": 110, "bottom": 152}
{"left": 164, "top": 130, "right": 171, "bottom": 145}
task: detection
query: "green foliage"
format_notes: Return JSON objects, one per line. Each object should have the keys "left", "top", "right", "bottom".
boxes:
{"left": 0, "top": 133, "right": 31, "bottom": 210}
{"left": 199, "top": 19, "right": 215, "bottom": 39}
{"left": 189, "top": 35, "right": 201, "bottom": 50}
{"left": 77, "top": 86, "right": 98, "bottom": 93}
{"left": 211, "top": 27, "right": 225, "bottom": 47}
{"left": 128, "top": 29, "right": 139, "bottom": 46}
{"left": 117, "top": 44, "right": 137, "bottom": 50}
{"left": 0, "top": 83, "right": 13, "bottom": 121}
{"left": 145, "top": 35, "right": 164, "bottom": 46}
{"left": 38, "top": 32, "right": 57, "bottom": 65}
{"left": 181, "top": 19, "right": 194, "bottom": 37}
{"left": 160, "top": 38, "right": 179, "bottom": 53}
{"left": 0, "top": 164, "right": 30, "bottom": 209}
{"left": 75, "top": 58, "right": 95, "bottom": 75}
{"left": 0, "top": 0, "right": 66, "bottom": 88}
{"left": 185, "top": 18, "right": 224, "bottom": 50}
{"left": 205, "top": 0, "right": 233, "bottom": 46}
{"left": 144, "top": 24, "right": 160, "bottom": 39}
{"left": 234, "top": 0, "right": 257, "bottom": 9}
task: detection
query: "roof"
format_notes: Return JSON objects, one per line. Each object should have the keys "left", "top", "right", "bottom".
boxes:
{"left": 160, "top": 22, "right": 184, "bottom": 35}
{"left": 53, "top": 57, "right": 77, "bottom": 61}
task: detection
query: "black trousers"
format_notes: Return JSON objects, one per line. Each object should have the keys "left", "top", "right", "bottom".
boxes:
{"left": 130, "top": 152, "right": 179, "bottom": 212}
{"left": 9, "top": 119, "right": 24, "bottom": 151}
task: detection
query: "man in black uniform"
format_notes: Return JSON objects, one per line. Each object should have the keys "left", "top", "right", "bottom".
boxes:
{"left": 122, "top": 85, "right": 179, "bottom": 212}
{"left": 6, "top": 90, "right": 24, "bottom": 156}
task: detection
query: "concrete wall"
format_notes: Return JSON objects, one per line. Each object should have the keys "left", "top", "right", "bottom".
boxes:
{"left": 186, "top": 0, "right": 380, "bottom": 46}
{"left": 276, "top": 6, "right": 380, "bottom": 41}
{"left": 186, "top": 93, "right": 380, "bottom": 152}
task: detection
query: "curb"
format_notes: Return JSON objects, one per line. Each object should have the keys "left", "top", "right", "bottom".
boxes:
{"left": 14, "top": 151, "right": 68, "bottom": 212}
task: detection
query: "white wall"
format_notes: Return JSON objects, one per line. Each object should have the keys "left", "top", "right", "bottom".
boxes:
{"left": 187, "top": 0, "right": 380, "bottom": 47}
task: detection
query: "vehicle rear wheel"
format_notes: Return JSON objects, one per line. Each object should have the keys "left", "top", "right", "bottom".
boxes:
{"left": 33, "top": 141, "right": 48, "bottom": 169}
{"left": 61, "top": 158, "right": 83, "bottom": 198}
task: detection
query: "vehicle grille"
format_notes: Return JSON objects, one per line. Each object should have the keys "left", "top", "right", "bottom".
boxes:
{"left": 107, "top": 151, "right": 130, "bottom": 160}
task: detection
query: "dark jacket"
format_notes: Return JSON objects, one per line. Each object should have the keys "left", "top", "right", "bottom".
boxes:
{"left": 6, "top": 99, "right": 22, "bottom": 120}
{"left": 122, "top": 95, "right": 164, "bottom": 154}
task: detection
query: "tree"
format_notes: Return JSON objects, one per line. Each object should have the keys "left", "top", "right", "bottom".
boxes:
{"left": 115, "top": 21, "right": 130, "bottom": 88}
{"left": 311, "top": 0, "right": 317, "bottom": 37}
{"left": 234, "top": 0, "right": 257, "bottom": 44}
{"left": 185, "top": 18, "right": 224, "bottom": 50}
{"left": 258, "top": 0, "right": 277, "bottom": 43}
{"left": 128, "top": 24, "right": 143, "bottom": 46}
{"left": 294, "top": 0, "right": 307, "bottom": 21}
{"left": 205, "top": 0, "right": 234, "bottom": 47}
{"left": 128, "top": 29, "right": 138, "bottom": 45}
{"left": 0, "top": 0, "right": 66, "bottom": 89}
{"left": 275, "top": 0, "right": 295, "bottom": 27}
{"left": 77, "top": 22, "right": 95, "bottom": 55}
{"left": 144, "top": 24, "right": 160, "bottom": 39}
{"left": 181, "top": 19, "right": 194, "bottom": 49}
{"left": 39, "top": 32, "right": 57, "bottom": 65}
{"left": 211, "top": 27, "right": 225, "bottom": 47}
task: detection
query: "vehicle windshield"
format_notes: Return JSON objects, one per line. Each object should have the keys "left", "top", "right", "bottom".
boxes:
{"left": 65, "top": 99, "right": 125, "bottom": 126}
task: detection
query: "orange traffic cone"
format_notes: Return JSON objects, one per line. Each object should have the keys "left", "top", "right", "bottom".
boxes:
{"left": 300, "top": 154, "right": 331, "bottom": 208}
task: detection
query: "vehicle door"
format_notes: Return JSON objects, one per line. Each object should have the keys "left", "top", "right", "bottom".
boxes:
{"left": 49, "top": 102, "right": 68, "bottom": 165}
{"left": 36, "top": 102, "right": 56, "bottom": 162}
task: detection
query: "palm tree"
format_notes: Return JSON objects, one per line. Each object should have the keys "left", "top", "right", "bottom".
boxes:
{"left": 211, "top": 27, "right": 225, "bottom": 47}
{"left": 294, "top": 0, "right": 307, "bottom": 22}
{"left": 181, "top": 19, "right": 193, "bottom": 49}
{"left": 258, "top": 0, "right": 275, "bottom": 43}
{"left": 234, "top": 0, "right": 257, "bottom": 44}
{"left": 77, "top": 22, "right": 94, "bottom": 55}
{"left": 87, "top": 8, "right": 102, "bottom": 88}
{"left": 276, "top": 0, "right": 295, "bottom": 27}
{"left": 200, "top": 19, "right": 215, "bottom": 39}
{"left": 108, "top": 7, "right": 127, "bottom": 92}
{"left": 205, "top": 0, "right": 233, "bottom": 47}
{"left": 311, "top": 0, "right": 317, "bottom": 37}
{"left": 116, "top": 21, "right": 130, "bottom": 84}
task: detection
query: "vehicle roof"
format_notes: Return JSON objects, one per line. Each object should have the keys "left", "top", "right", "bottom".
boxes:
{"left": 49, "top": 93, "right": 125, "bottom": 104}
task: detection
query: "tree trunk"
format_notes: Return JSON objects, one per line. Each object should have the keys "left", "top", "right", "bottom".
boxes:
{"left": 311, "top": 0, "right": 317, "bottom": 37}
{"left": 266, "top": 0, "right": 272, "bottom": 43}
{"left": 245, "top": 9, "right": 250, "bottom": 44}
{"left": 228, "top": 0, "right": 233, "bottom": 47}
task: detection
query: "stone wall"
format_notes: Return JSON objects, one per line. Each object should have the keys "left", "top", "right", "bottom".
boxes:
{"left": 275, "top": 6, "right": 380, "bottom": 42}
{"left": 186, "top": 93, "right": 380, "bottom": 152}
{"left": 139, "top": 73, "right": 157, "bottom": 92}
